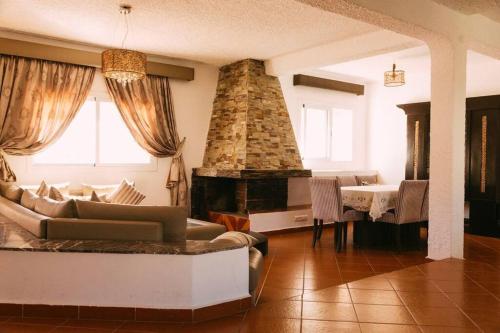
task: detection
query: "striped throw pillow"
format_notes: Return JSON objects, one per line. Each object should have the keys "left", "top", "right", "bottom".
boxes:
{"left": 48, "top": 186, "right": 66, "bottom": 201}
{"left": 107, "top": 180, "right": 145, "bottom": 205}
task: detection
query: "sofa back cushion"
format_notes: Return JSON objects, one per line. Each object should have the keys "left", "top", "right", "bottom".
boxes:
{"left": 0, "top": 196, "right": 48, "bottom": 237}
{"left": 20, "top": 190, "right": 38, "bottom": 210}
{"left": 75, "top": 200, "right": 187, "bottom": 242}
{"left": 0, "top": 183, "right": 24, "bottom": 203}
{"left": 34, "top": 197, "right": 76, "bottom": 218}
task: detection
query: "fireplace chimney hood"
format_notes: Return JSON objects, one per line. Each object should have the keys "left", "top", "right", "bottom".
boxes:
{"left": 192, "top": 59, "right": 311, "bottom": 221}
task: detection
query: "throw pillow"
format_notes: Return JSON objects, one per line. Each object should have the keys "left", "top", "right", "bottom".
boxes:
{"left": 89, "top": 190, "right": 107, "bottom": 202}
{"left": 20, "top": 190, "right": 38, "bottom": 210}
{"left": 81, "top": 180, "right": 135, "bottom": 197}
{"left": 0, "top": 183, "right": 24, "bottom": 203}
{"left": 107, "top": 180, "right": 145, "bottom": 205}
{"left": 34, "top": 197, "right": 76, "bottom": 218}
{"left": 210, "top": 231, "right": 258, "bottom": 247}
{"left": 36, "top": 180, "right": 50, "bottom": 197}
{"left": 48, "top": 186, "right": 65, "bottom": 201}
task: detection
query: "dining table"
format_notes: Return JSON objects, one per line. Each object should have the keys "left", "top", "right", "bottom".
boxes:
{"left": 340, "top": 184, "right": 400, "bottom": 220}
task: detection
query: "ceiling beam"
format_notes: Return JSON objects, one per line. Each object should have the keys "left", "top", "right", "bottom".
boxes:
{"left": 293, "top": 74, "right": 365, "bottom": 95}
{"left": 0, "top": 37, "right": 194, "bottom": 81}
{"left": 265, "top": 30, "right": 423, "bottom": 76}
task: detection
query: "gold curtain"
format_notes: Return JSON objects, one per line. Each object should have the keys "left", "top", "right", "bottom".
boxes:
{"left": 104, "top": 75, "right": 188, "bottom": 207}
{"left": 0, "top": 55, "right": 96, "bottom": 181}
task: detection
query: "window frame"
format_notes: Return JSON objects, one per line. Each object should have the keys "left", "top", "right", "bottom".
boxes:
{"left": 300, "top": 103, "right": 354, "bottom": 163}
{"left": 30, "top": 97, "right": 158, "bottom": 171}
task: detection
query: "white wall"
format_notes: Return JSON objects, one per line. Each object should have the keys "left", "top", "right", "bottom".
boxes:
{"left": 6, "top": 62, "right": 218, "bottom": 205}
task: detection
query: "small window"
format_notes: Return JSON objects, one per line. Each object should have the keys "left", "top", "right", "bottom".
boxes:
{"left": 33, "top": 99, "right": 151, "bottom": 166}
{"left": 301, "top": 105, "right": 353, "bottom": 162}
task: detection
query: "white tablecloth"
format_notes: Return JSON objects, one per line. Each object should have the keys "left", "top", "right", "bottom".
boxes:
{"left": 341, "top": 185, "right": 399, "bottom": 220}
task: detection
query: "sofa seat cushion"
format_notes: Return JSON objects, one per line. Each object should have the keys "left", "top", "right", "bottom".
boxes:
{"left": 0, "top": 196, "right": 48, "bottom": 237}
{"left": 46, "top": 218, "right": 162, "bottom": 242}
{"left": 35, "top": 197, "right": 76, "bottom": 218}
{"left": 186, "top": 219, "right": 226, "bottom": 240}
{"left": 75, "top": 200, "right": 187, "bottom": 242}
{"left": 249, "top": 247, "right": 264, "bottom": 293}
{"left": 0, "top": 183, "right": 24, "bottom": 203}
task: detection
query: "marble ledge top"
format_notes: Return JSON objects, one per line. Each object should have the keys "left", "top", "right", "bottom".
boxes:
{"left": 0, "top": 218, "right": 244, "bottom": 255}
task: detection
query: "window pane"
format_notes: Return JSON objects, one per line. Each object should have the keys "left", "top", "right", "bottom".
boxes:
{"left": 98, "top": 102, "right": 151, "bottom": 164}
{"left": 33, "top": 101, "right": 96, "bottom": 164}
{"left": 331, "top": 109, "right": 353, "bottom": 161}
{"left": 304, "top": 107, "right": 328, "bottom": 159}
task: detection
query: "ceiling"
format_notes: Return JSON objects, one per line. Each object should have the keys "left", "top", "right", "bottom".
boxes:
{"left": 432, "top": 0, "right": 500, "bottom": 23}
{"left": 0, "top": 0, "right": 379, "bottom": 66}
{"left": 320, "top": 46, "right": 500, "bottom": 87}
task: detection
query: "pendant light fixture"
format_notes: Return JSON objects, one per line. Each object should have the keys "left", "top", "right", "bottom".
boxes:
{"left": 102, "top": 5, "right": 146, "bottom": 85}
{"left": 384, "top": 63, "right": 405, "bottom": 87}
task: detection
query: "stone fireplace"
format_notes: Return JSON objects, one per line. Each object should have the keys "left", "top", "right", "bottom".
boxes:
{"left": 191, "top": 59, "right": 311, "bottom": 227}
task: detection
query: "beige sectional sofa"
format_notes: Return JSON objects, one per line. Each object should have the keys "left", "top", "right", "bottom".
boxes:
{"left": 0, "top": 195, "right": 226, "bottom": 242}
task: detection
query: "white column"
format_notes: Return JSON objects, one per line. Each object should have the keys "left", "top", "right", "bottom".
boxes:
{"left": 427, "top": 39, "right": 467, "bottom": 260}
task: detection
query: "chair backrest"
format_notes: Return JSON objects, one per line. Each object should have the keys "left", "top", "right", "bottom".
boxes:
{"left": 420, "top": 183, "right": 429, "bottom": 221}
{"left": 395, "top": 180, "right": 428, "bottom": 224}
{"left": 337, "top": 175, "right": 357, "bottom": 187}
{"left": 308, "top": 177, "right": 343, "bottom": 221}
{"left": 355, "top": 175, "right": 377, "bottom": 186}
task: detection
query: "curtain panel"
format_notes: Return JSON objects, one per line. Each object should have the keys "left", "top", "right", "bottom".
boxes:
{"left": 0, "top": 55, "right": 96, "bottom": 181}
{"left": 104, "top": 75, "right": 188, "bottom": 207}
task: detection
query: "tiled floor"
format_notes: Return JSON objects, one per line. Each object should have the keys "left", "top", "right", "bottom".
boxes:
{"left": 1, "top": 226, "right": 500, "bottom": 332}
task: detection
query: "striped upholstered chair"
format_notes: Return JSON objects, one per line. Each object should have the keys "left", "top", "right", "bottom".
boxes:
{"left": 337, "top": 175, "right": 358, "bottom": 187}
{"left": 309, "top": 178, "right": 364, "bottom": 251}
{"left": 377, "top": 180, "right": 429, "bottom": 251}
{"left": 355, "top": 175, "right": 378, "bottom": 186}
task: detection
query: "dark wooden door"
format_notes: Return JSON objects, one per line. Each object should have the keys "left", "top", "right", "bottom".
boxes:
{"left": 468, "top": 109, "right": 497, "bottom": 201}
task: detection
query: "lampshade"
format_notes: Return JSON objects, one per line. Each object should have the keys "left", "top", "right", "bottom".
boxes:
{"left": 384, "top": 63, "right": 405, "bottom": 87}
{"left": 102, "top": 49, "right": 146, "bottom": 85}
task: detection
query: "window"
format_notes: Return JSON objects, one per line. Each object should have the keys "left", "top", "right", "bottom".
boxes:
{"left": 301, "top": 105, "right": 353, "bottom": 162}
{"left": 33, "top": 99, "right": 152, "bottom": 166}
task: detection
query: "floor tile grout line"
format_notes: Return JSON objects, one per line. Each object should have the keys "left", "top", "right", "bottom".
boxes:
{"left": 254, "top": 249, "right": 277, "bottom": 305}
{"left": 423, "top": 274, "right": 486, "bottom": 333}
{"left": 298, "top": 236, "right": 305, "bottom": 333}
{"left": 463, "top": 270, "right": 500, "bottom": 303}
{"left": 392, "top": 284, "right": 426, "bottom": 332}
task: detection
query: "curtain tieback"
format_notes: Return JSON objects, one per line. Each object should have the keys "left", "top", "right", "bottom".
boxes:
{"left": 173, "top": 137, "right": 186, "bottom": 159}
{"left": 166, "top": 137, "right": 186, "bottom": 188}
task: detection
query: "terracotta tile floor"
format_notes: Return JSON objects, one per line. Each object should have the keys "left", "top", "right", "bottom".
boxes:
{"left": 1, "top": 227, "right": 500, "bottom": 332}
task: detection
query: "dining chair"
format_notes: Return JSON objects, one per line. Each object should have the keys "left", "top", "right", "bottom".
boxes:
{"left": 376, "top": 180, "right": 429, "bottom": 251}
{"left": 355, "top": 175, "right": 377, "bottom": 186}
{"left": 337, "top": 175, "right": 358, "bottom": 187}
{"left": 309, "top": 177, "right": 364, "bottom": 251}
